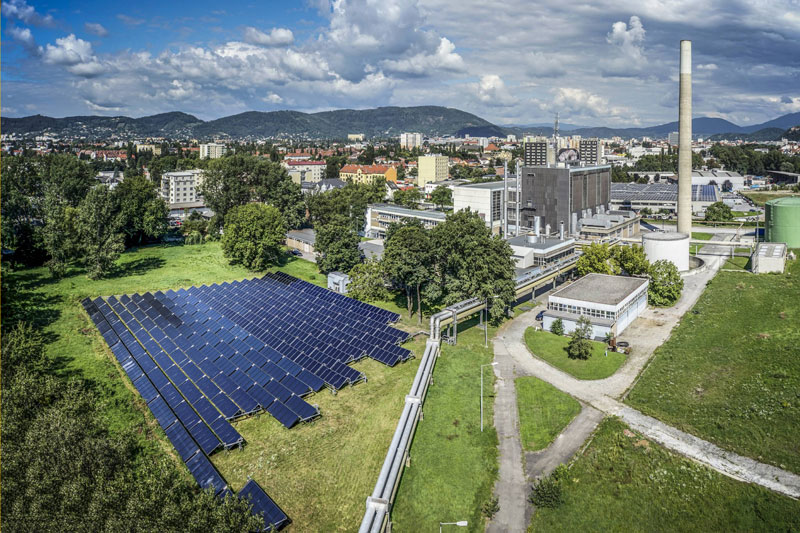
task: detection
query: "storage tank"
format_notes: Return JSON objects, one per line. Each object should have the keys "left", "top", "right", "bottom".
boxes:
{"left": 642, "top": 232, "right": 690, "bottom": 271}
{"left": 765, "top": 197, "right": 800, "bottom": 248}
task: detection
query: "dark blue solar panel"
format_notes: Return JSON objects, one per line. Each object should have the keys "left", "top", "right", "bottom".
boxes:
{"left": 165, "top": 421, "right": 200, "bottom": 462}
{"left": 285, "top": 395, "right": 318, "bottom": 421}
{"left": 186, "top": 452, "right": 226, "bottom": 495}
{"left": 264, "top": 380, "right": 292, "bottom": 403}
{"left": 266, "top": 401, "right": 299, "bottom": 429}
{"left": 147, "top": 367, "right": 170, "bottom": 390}
{"left": 187, "top": 420, "right": 221, "bottom": 455}
{"left": 211, "top": 392, "right": 241, "bottom": 419}
{"left": 149, "top": 396, "right": 176, "bottom": 430}
{"left": 133, "top": 375, "right": 159, "bottom": 403}
{"left": 174, "top": 400, "right": 202, "bottom": 429}
{"left": 238, "top": 479, "right": 289, "bottom": 530}
{"left": 209, "top": 417, "right": 243, "bottom": 448}
{"left": 246, "top": 386, "right": 276, "bottom": 410}
{"left": 295, "top": 370, "right": 325, "bottom": 392}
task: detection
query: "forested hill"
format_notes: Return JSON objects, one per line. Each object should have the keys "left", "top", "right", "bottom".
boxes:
{"left": 1, "top": 106, "right": 503, "bottom": 140}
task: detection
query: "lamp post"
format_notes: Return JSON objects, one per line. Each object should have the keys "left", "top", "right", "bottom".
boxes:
{"left": 481, "top": 362, "right": 498, "bottom": 432}
{"left": 439, "top": 521, "right": 468, "bottom": 532}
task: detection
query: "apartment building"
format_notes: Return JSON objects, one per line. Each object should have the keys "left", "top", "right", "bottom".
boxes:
{"left": 161, "top": 170, "right": 205, "bottom": 205}
{"left": 417, "top": 155, "right": 449, "bottom": 187}
{"left": 199, "top": 143, "right": 227, "bottom": 159}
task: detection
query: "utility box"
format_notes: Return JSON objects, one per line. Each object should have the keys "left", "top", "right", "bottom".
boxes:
{"left": 328, "top": 272, "right": 350, "bottom": 294}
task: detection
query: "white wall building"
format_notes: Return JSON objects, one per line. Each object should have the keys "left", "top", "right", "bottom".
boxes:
{"left": 542, "top": 273, "right": 649, "bottom": 339}
{"left": 283, "top": 160, "right": 326, "bottom": 183}
{"left": 452, "top": 180, "right": 513, "bottom": 234}
{"left": 199, "top": 143, "right": 227, "bottom": 159}
{"left": 400, "top": 132, "right": 422, "bottom": 150}
{"left": 161, "top": 170, "right": 205, "bottom": 205}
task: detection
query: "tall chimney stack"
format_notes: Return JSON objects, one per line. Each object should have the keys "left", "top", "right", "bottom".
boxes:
{"left": 677, "top": 40, "right": 692, "bottom": 235}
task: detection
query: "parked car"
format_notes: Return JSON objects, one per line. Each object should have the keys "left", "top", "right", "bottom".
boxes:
{"left": 289, "top": 249, "right": 302, "bottom": 256}
{"left": 535, "top": 310, "right": 545, "bottom": 321}
{"left": 616, "top": 341, "right": 630, "bottom": 348}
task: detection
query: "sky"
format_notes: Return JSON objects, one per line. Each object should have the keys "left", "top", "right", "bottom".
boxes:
{"left": 3, "top": 0, "right": 800, "bottom": 127}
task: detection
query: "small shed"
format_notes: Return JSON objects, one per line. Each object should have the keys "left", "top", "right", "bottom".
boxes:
{"left": 328, "top": 272, "right": 350, "bottom": 294}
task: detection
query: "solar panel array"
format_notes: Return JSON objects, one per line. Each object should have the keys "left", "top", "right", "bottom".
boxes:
{"left": 611, "top": 182, "right": 719, "bottom": 203}
{"left": 82, "top": 272, "right": 412, "bottom": 530}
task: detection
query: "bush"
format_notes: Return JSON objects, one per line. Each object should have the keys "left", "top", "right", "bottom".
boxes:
{"left": 550, "top": 318, "right": 564, "bottom": 336}
{"left": 529, "top": 474, "right": 563, "bottom": 509}
{"left": 185, "top": 231, "right": 204, "bottom": 245}
{"left": 482, "top": 496, "right": 500, "bottom": 519}
{"left": 566, "top": 315, "right": 593, "bottom": 360}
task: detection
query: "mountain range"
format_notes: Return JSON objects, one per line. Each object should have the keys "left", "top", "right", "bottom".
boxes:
{"left": 2, "top": 107, "right": 799, "bottom": 142}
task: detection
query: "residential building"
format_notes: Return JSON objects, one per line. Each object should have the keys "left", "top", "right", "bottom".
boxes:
{"left": 452, "top": 180, "right": 515, "bottom": 234}
{"left": 136, "top": 143, "right": 162, "bottom": 155}
{"left": 339, "top": 164, "right": 397, "bottom": 184}
{"left": 518, "top": 164, "right": 611, "bottom": 235}
{"left": 668, "top": 131, "right": 680, "bottom": 145}
{"left": 96, "top": 170, "right": 124, "bottom": 190}
{"left": 417, "top": 155, "right": 449, "bottom": 187}
{"left": 523, "top": 137, "right": 556, "bottom": 166}
{"left": 400, "top": 132, "right": 422, "bottom": 149}
{"left": 161, "top": 170, "right": 204, "bottom": 204}
{"left": 542, "top": 273, "right": 649, "bottom": 339}
{"left": 199, "top": 143, "right": 227, "bottom": 159}
{"left": 579, "top": 138, "right": 603, "bottom": 165}
{"left": 347, "top": 133, "right": 365, "bottom": 142}
{"left": 283, "top": 160, "right": 326, "bottom": 183}
{"left": 364, "top": 204, "right": 446, "bottom": 238}
{"left": 423, "top": 178, "right": 467, "bottom": 195}
{"left": 286, "top": 228, "right": 316, "bottom": 255}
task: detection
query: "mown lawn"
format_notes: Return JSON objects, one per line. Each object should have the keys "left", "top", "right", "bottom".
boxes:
{"left": 391, "top": 317, "right": 499, "bottom": 533}
{"left": 524, "top": 328, "right": 626, "bottom": 380}
{"left": 742, "top": 191, "right": 799, "bottom": 206}
{"left": 627, "top": 255, "right": 800, "bottom": 473}
{"left": 516, "top": 377, "right": 581, "bottom": 451}
{"left": 3, "top": 242, "right": 428, "bottom": 530}
{"left": 691, "top": 231, "right": 714, "bottom": 240}
{"left": 528, "top": 418, "right": 800, "bottom": 532}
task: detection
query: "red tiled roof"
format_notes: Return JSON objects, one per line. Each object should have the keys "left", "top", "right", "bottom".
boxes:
{"left": 286, "top": 160, "right": 326, "bottom": 165}
{"left": 340, "top": 164, "right": 391, "bottom": 174}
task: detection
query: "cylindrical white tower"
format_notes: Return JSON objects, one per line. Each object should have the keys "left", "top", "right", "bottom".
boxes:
{"left": 643, "top": 232, "right": 690, "bottom": 272}
{"left": 678, "top": 40, "right": 692, "bottom": 235}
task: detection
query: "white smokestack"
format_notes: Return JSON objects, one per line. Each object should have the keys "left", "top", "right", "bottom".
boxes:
{"left": 678, "top": 40, "right": 692, "bottom": 235}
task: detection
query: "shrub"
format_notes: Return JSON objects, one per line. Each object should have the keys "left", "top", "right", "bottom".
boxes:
{"left": 482, "top": 496, "right": 500, "bottom": 519}
{"left": 529, "top": 474, "right": 563, "bottom": 509}
{"left": 550, "top": 318, "right": 564, "bottom": 336}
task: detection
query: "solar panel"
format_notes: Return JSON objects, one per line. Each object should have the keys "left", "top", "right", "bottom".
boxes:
{"left": 186, "top": 452, "right": 226, "bottom": 495}
{"left": 238, "top": 479, "right": 289, "bottom": 531}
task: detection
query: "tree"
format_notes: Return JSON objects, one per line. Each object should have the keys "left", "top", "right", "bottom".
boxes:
{"left": 576, "top": 242, "right": 619, "bottom": 276}
{"left": 221, "top": 203, "right": 286, "bottom": 270}
{"left": 612, "top": 244, "right": 650, "bottom": 276}
{"left": 325, "top": 155, "right": 348, "bottom": 179}
{"left": 77, "top": 186, "right": 125, "bottom": 279}
{"left": 430, "top": 185, "right": 453, "bottom": 209}
{"left": 431, "top": 209, "right": 516, "bottom": 321}
{"left": 383, "top": 220, "right": 432, "bottom": 322}
{"left": 704, "top": 201, "right": 733, "bottom": 222}
{"left": 41, "top": 194, "right": 80, "bottom": 277}
{"left": 394, "top": 187, "right": 421, "bottom": 209}
{"left": 346, "top": 260, "right": 389, "bottom": 302}
{"left": 566, "top": 315, "right": 593, "bottom": 359}
{"left": 113, "top": 175, "right": 169, "bottom": 246}
{"left": 315, "top": 215, "right": 361, "bottom": 274}
{"left": 648, "top": 259, "right": 684, "bottom": 306}
{"left": 550, "top": 318, "right": 564, "bottom": 336}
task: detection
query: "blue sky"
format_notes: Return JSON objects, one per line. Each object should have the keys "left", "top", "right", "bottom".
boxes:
{"left": 3, "top": 0, "right": 800, "bottom": 127}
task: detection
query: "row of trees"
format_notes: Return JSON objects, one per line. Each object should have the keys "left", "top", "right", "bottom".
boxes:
{"left": 320, "top": 210, "right": 517, "bottom": 325}
{"left": 1, "top": 154, "right": 169, "bottom": 278}
{"left": 576, "top": 242, "right": 683, "bottom": 306}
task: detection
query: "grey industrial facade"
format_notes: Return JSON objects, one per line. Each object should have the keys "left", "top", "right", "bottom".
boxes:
{"left": 519, "top": 164, "right": 611, "bottom": 235}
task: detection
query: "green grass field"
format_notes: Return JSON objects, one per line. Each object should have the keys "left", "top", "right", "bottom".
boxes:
{"left": 524, "top": 329, "right": 626, "bottom": 380}
{"left": 627, "top": 256, "right": 800, "bottom": 473}
{"left": 528, "top": 418, "right": 800, "bottom": 532}
{"left": 391, "top": 317, "right": 499, "bottom": 533}
{"left": 721, "top": 255, "right": 751, "bottom": 270}
{"left": 691, "top": 231, "right": 714, "bottom": 240}
{"left": 516, "top": 377, "right": 581, "bottom": 451}
{"left": 3, "top": 242, "right": 429, "bottom": 530}
{"left": 742, "top": 191, "right": 800, "bottom": 206}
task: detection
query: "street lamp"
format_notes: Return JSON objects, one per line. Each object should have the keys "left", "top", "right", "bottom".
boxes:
{"left": 481, "top": 362, "right": 499, "bottom": 432}
{"left": 440, "top": 521, "right": 468, "bottom": 532}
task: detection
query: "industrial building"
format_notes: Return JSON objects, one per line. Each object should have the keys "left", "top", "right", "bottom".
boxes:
{"left": 286, "top": 228, "right": 317, "bottom": 255}
{"left": 578, "top": 210, "right": 640, "bottom": 241}
{"left": 542, "top": 273, "right": 649, "bottom": 339}
{"left": 765, "top": 196, "right": 800, "bottom": 248}
{"left": 452, "top": 180, "right": 514, "bottom": 234}
{"left": 364, "top": 204, "right": 446, "bottom": 238}
{"left": 518, "top": 164, "right": 611, "bottom": 235}
{"left": 751, "top": 243, "right": 787, "bottom": 274}
{"left": 610, "top": 182, "right": 719, "bottom": 214}
{"left": 507, "top": 234, "right": 576, "bottom": 270}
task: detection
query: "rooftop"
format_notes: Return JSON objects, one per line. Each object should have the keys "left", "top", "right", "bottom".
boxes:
{"left": 370, "top": 203, "right": 447, "bottom": 219}
{"left": 755, "top": 242, "right": 787, "bottom": 257}
{"left": 287, "top": 228, "right": 316, "bottom": 244}
{"left": 507, "top": 235, "right": 575, "bottom": 252}
{"left": 550, "top": 273, "right": 648, "bottom": 306}
{"left": 455, "top": 179, "right": 517, "bottom": 190}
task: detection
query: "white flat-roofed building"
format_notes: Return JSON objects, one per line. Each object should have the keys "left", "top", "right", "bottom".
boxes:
{"left": 751, "top": 242, "right": 787, "bottom": 274}
{"left": 199, "top": 142, "right": 227, "bottom": 159}
{"left": 364, "top": 204, "right": 446, "bottom": 238}
{"left": 283, "top": 160, "right": 326, "bottom": 183}
{"left": 453, "top": 180, "right": 514, "bottom": 234}
{"left": 161, "top": 169, "right": 204, "bottom": 205}
{"left": 507, "top": 234, "right": 576, "bottom": 270}
{"left": 400, "top": 132, "right": 422, "bottom": 149}
{"left": 543, "top": 273, "right": 649, "bottom": 339}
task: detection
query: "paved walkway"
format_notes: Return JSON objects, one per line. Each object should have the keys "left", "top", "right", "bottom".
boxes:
{"left": 487, "top": 240, "right": 800, "bottom": 530}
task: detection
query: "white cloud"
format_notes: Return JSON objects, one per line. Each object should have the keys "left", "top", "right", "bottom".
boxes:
{"left": 84, "top": 22, "right": 109, "bottom": 37}
{"left": 264, "top": 92, "right": 284, "bottom": 104}
{"left": 551, "top": 87, "right": 630, "bottom": 121}
{"left": 380, "top": 37, "right": 465, "bottom": 76}
{"left": 1, "top": 0, "right": 54, "bottom": 27}
{"left": 473, "top": 74, "right": 517, "bottom": 107}
{"left": 117, "top": 14, "right": 144, "bottom": 26}
{"left": 43, "top": 34, "right": 94, "bottom": 66}
{"left": 525, "top": 51, "right": 567, "bottom": 78}
{"left": 6, "top": 25, "right": 40, "bottom": 54}
{"left": 697, "top": 63, "right": 718, "bottom": 71}
{"left": 243, "top": 26, "right": 294, "bottom": 47}
{"left": 602, "top": 15, "right": 647, "bottom": 77}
